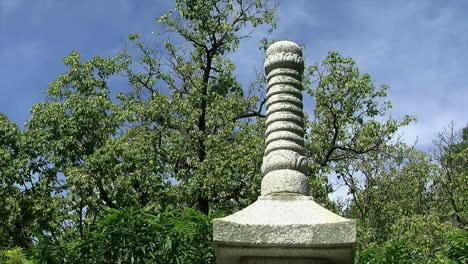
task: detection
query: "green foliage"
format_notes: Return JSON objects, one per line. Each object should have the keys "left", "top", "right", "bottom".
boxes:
{"left": 0, "top": 248, "right": 33, "bottom": 264}
{"left": 1, "top": 0, "right": 465, "bottom": 263}
{"left": 304, "top": 51, "right": 415, "bottom": 209}
{"left": 80, "top": 206, "right": 215, "bottom": 264}
{"left": 0, "top": 114, "right": 24, "bottom": 247}
{"left": 2, "top": 0, "right": 275, "bottom": 262}
{"left": 29, "top": 206, "right": 217, "bottom": 264}
{"left": 358, "top": 239, "right": 414, "bottom": 264}
{"left": 115, "top": 0, "right": 276, "bottom": 215}
{"left": 444, "top": 229, "right": 468, "bottom": 263}
{"left": 351, "top": 125, "right": 467, "bottom": 263}
{"left": 345, "top": 144, "right": 437, "bottom": 245}
{"left": 432, "top": 122, "right": 468, "bottom": 225}
{"left": 358, "top": 215, "right": 467, "bottom": 264}
{"left": 0, "top": 113, "right": 64, "bottom": 249}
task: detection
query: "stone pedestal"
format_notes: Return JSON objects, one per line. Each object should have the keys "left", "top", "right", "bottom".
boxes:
{"left": 213, "top": 41, "right": 356, "bottom": 264}
{"left": 241, "top": 258, "right": 330, "bottom": 264}
{"left": 213, "top": 196, "right": 355, "bottom": 264}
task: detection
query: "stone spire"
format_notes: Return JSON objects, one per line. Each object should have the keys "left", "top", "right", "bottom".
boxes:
{"left": 261, "top": 40, "right": 309, "bottom": 196}
{"left": 213, "top": 41, "right": 357, "bottom": 264}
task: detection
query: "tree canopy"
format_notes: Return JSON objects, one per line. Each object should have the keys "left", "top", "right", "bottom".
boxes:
{"left": 0, "top": 0, "right": 466, "bottom": 263}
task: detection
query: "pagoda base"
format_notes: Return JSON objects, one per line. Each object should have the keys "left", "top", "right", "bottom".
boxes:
{"left": 213, "top": 196, "right": 356, "bottom": 264}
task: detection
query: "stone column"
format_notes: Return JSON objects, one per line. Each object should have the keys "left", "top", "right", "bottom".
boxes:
{"left": 213, "top": 41, "right": 356, "bottom": 264}
{"left": 261, "top": 40, "right": 309, "bottom": 197}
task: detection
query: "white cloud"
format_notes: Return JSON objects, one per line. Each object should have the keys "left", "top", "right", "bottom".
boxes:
{"left": 239, "top": 0, "right": 468, "bottom": 200}
{"left": 274, "top": 0, "right": 467, "bottom": 145}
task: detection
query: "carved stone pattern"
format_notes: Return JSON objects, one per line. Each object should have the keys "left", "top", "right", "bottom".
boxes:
{"left": 264, "top": 52, "right": 305, "bottom": 76}
{"left": 261, "top": 41, "right": 309, "bottom": 196}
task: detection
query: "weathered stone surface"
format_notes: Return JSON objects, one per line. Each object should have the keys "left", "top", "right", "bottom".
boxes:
{"left": 240, "top": 257, "right": 330, "bottom": 264}
{"left": 213, "top": 40, "right": 356, "bottom": 264}
{"left": 213, "top": 196, "right": 356, "bottom": 263}
{"left": 214, "top": 196, "right": 355, "bottom": 245}
{"left": 262, "top": 41, "right": 308, "bottom": 196}
{"left": 215, "top": 246, "right": 352, "bottom": 264}
{"left": 261, "top": 170, "right": 309, "bottom": 196}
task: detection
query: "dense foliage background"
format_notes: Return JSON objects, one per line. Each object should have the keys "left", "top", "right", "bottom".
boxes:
{"left": 0, "top": 0, "right": 466, "bottom": 263}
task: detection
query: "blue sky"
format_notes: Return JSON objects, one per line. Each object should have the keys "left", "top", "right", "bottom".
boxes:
{"left": 1, "top": 0, "right": 467, "bottom": 152}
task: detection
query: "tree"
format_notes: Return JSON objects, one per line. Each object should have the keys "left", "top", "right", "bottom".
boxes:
{"left": 303, "top": 51, "right": 415, "bottom": 208}
{"left": 24, "top": 52, "right": 124, "bottom": 245}
{"left": 2, "top": 1, "right": 465, "bottom": 263}
{"left": 358, "top": 215, "right": 466, "bottom": 264}
{"left": 1, "top": 0, "right": 277, "bottom": 261}
{"left": 346, "top": 143, "right": 437, "bottom": 247}
{"left": 432, "top": 122, "right": 467, "bottom": 225}
{"left": 0, "top": 113, "right": 28, "bottom": 247}
{"left": 350, "top": 123, "right": 467, "bottom": 262}
{"left": 29, "top": 206, "right": 217, "bottom": 264}
{"left": 0, "top": 113, "right": 64, "bottom": 249}
{"left": 115, "top": 0, "right": 276, "bottom": 214}
{"left": 0, "top": 247, "right": 33, "bottom": 264}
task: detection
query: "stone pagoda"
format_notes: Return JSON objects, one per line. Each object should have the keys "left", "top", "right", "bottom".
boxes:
{"left": 213, "top": 41, "right": 357, "bottom": 264}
